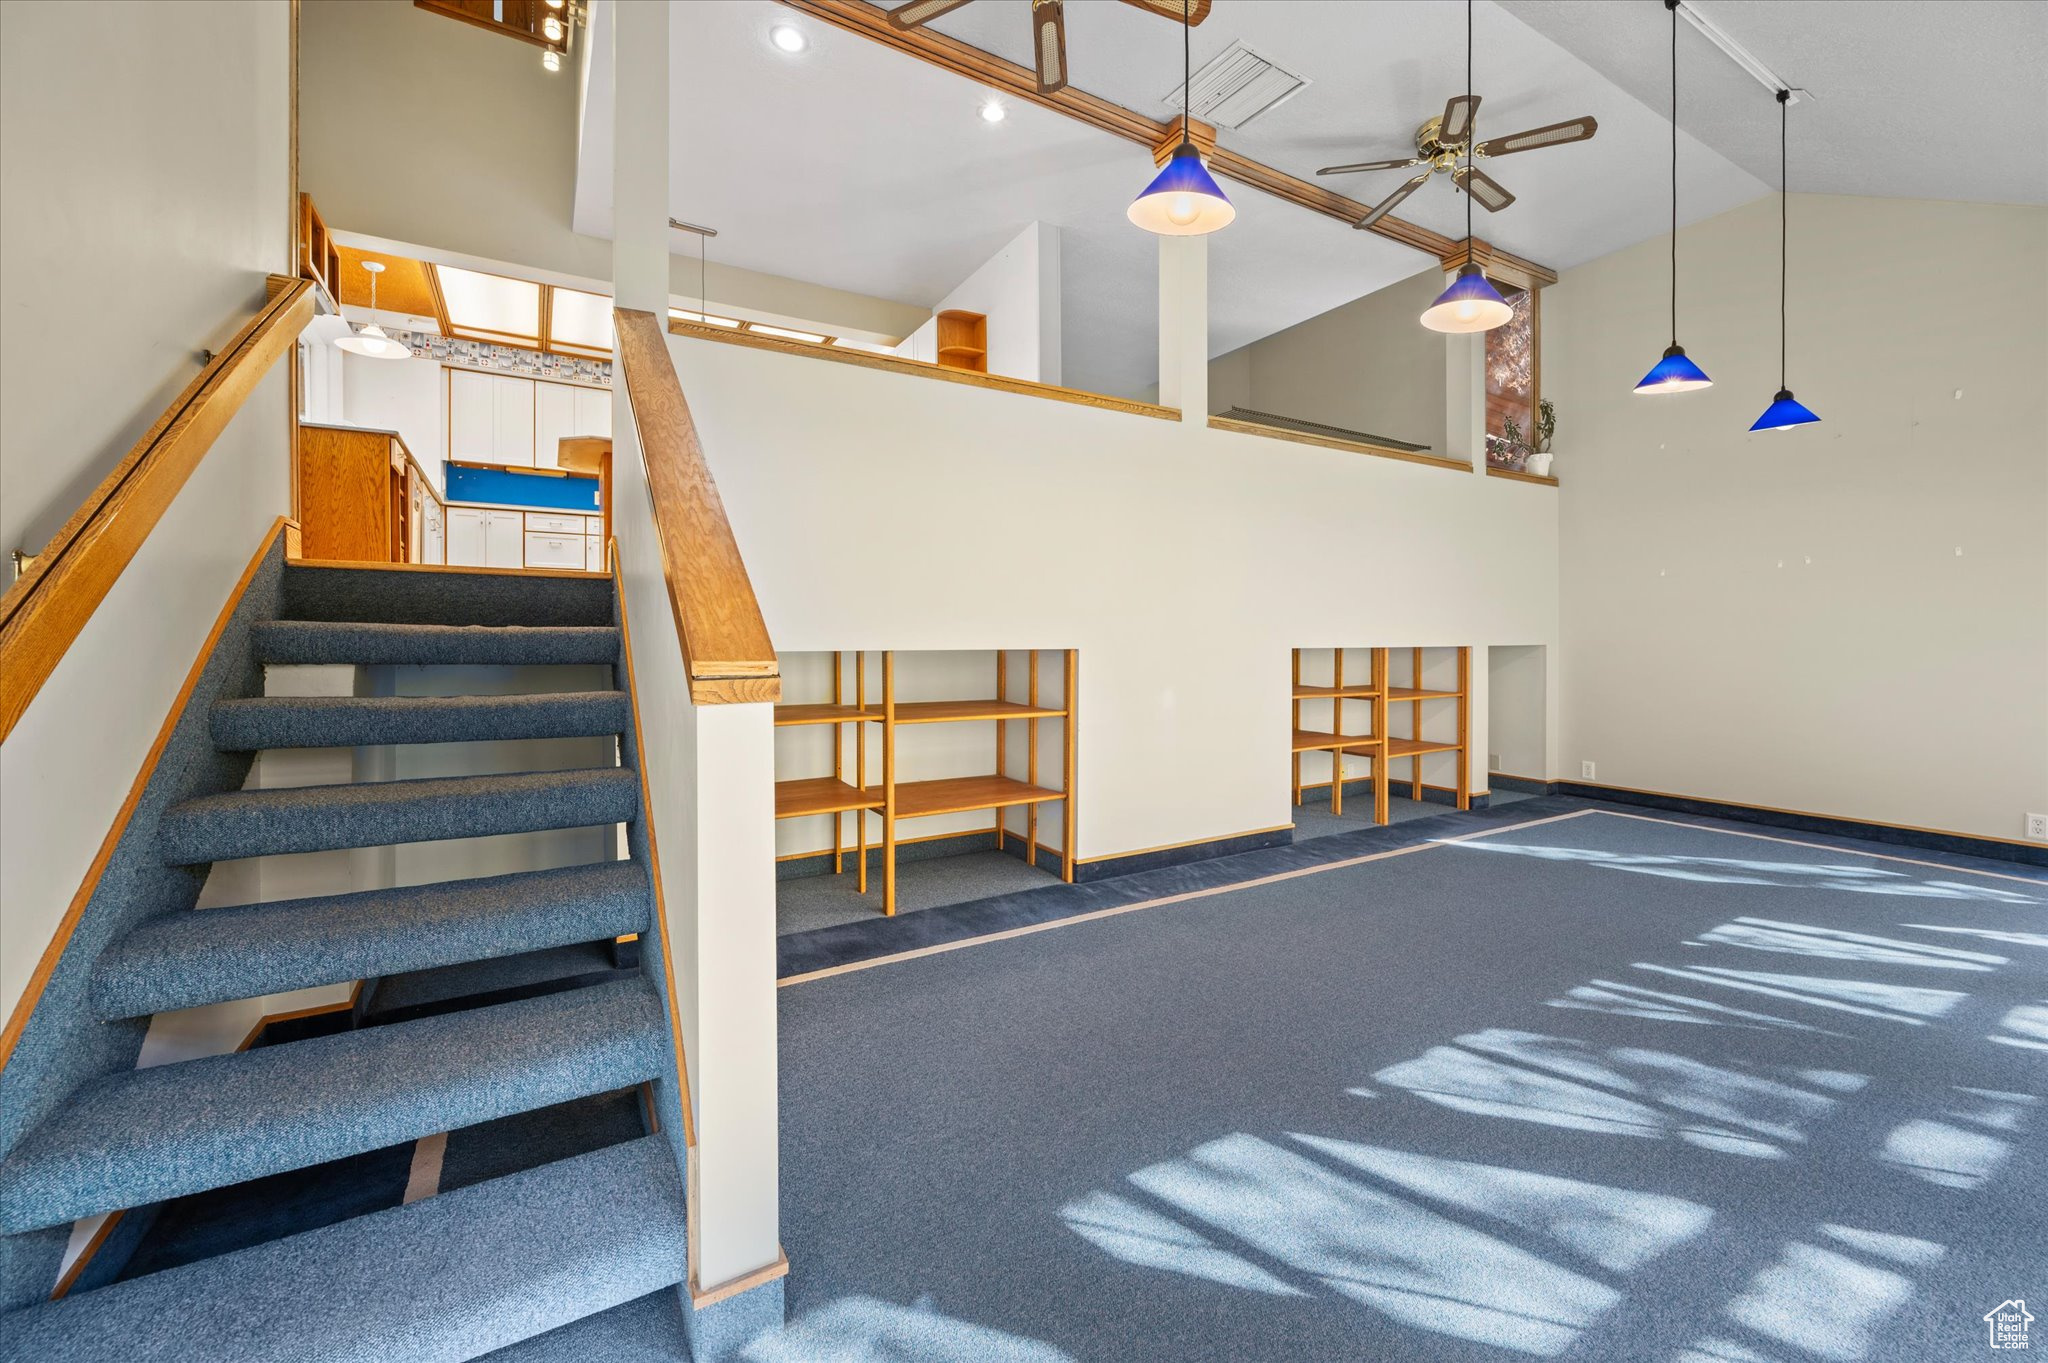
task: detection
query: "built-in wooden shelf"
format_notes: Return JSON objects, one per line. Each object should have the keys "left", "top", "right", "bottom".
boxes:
{"left": 775, "top": 777, "right": 883, "bottom": 819}
{"left": 1385, "top": 686, "right": 1463, "bottom": 702}
{"left": 774, "top": 703, "right": 882, "bottom": 727}
{"left": 891, "top": 774, "right": 1064, "bottom": 820}
{"left": 892, "top": 699, "right": 1066, "bottom": 725}
{"left": 1291, "top": 646, "right": 1471, "bottom": 824}
{"left": 1293, "top": 729, "right": 1376, "bottom": 752}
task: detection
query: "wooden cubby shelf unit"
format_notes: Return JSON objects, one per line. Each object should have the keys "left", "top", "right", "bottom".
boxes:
{"left": 1290, "top": 646, "right": 1470, "bottom": 825}
{"left": 774, "top": 649, "right": 1078, "bottom": 916}
{"left": 772, "top": 652, "right": 883, "bottom": 893}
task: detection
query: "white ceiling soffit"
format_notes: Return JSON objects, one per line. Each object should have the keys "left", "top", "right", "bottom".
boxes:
{"left": 1498, "top": 0, "right": 2048, "bottom": 205}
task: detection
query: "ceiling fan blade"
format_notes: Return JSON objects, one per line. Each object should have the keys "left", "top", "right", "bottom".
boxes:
{"left": 1354, "top": 170, "right": 1435, "bottom": 229}
{"left": 1473, "top": 116, "right": 1599, "bottom": 158}
{"left": 887, "top": 0, "right": 976, "bottom": 30}
{"left": 1033, "top": 0, "right": 1068, "bottom": 94}
{"left": 1317, "top": 156, "right": 1425, "bottom": 177}
{"left": 1439, "top": 94, "right": 1480, "bottom": 146}
{"left": 1453, "top": 164, "right": 1517, "bottom": 212}
{"left": 1116, "top": 0, "right": 1213, "bottom": 23}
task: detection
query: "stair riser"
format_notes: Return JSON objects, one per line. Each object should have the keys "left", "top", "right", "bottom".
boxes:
{"left": 158, "top": 772, "right": 639, "bottom": 865}
{"left": 210, "top": 694, "right": 631, "bottom": 751}
{"left": 252, "top": 621, "right": 622, "bottom": 667}
{"left": 281, "top": 566, "right": 614, "bottom": 628}
{"left": 92, "top": 864, "right": 651, "bottom": 1020}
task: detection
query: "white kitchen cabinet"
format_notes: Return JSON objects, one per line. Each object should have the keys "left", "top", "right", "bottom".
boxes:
{"left": 421, "top": 499, "right": 446, "bottom": 566}
{"left": 492, "top": 375, "right": 535, "bottom": 466}
{"left": 449, "top": 370, "right": 539, "bottom": 467}
{"left": 535, "top": 381, "right": 576, "bottom": 469}
{"left": 525, "top": 532, "right": 585, "bottom": 570}
{"left": 526, "top": 511, "right": 584, "bottom": 536}
{"left": 573, "top": 386, "right": 612, "bottom": 438}
{"left": 585, "top": 535, "right": 605, "bottom": 573}
{"left": 448, "top": 371, "right": 496, "bottom": 461}
{"left": 446, "top": 507, "right": 526, "bottom": 569}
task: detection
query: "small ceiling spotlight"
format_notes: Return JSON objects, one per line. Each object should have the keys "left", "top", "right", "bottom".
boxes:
{"left": 979, "top": 99, "right": 1006, "bottom": 123}
{"left": 770, "top": 24, "right": 807, "bottom": 54}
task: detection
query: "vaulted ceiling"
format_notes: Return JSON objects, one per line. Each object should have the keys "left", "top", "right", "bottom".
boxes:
{"left": 572, "top": 0, "right": 2041, "bottom": 398}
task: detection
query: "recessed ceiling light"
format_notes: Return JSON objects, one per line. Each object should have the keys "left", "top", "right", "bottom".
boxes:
{"left": 769, "top": 24, "right": 806, "bottom": 54}
{"left": 979, "top": 99, "right": 1005, "bottom": 123}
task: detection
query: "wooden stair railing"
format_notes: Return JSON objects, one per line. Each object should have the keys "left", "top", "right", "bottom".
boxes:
{"left": 612, "top": 308, "right": 779, "bottom": 705}
{"left": 0, "top": 275, "right": 315, "bottom": 741}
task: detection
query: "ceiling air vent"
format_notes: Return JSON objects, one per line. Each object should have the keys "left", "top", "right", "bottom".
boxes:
{"left": 1163, "top": 41, "right": 1310, "bottom": 130}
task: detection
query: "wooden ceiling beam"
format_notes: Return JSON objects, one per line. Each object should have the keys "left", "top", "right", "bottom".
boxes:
{"left": 778, "top": 0, "right": 1540, "bottom": 273}
{"left": 1443, "top": 237, "right": 1559, "bottom": 291}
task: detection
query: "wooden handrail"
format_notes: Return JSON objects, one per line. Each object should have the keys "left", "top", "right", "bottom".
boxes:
{"left": 612, "top": 309, "right": 780, "bottom": 705}
{"left": 0, "top": 276, "right": 314, "bottom": 741}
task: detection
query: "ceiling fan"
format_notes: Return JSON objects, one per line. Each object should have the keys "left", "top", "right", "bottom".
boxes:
{"left": 1317, "top": 95, "right": 1597, "bottom": 228}
{"left": 887, "top": 0, "right": 1210, "bottom": 96}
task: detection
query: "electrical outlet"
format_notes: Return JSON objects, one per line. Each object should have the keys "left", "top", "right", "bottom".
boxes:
{"left": 1581, "top": 761, "right": 1597, "bottom": 780}
{"left": 2028, "top": 813, "right": 2048, "bottom": 842}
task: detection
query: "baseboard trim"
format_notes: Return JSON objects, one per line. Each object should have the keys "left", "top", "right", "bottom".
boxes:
{"left": 1035, "top": 825, "right": 1294, "bottom": 882}
{"left": 1559, "top": 781, "right": 2048, "bottom": 868}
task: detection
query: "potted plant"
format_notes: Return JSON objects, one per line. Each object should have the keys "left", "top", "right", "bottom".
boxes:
{"left": 1526, "top": 400, "right": 1556, "bottom": 477}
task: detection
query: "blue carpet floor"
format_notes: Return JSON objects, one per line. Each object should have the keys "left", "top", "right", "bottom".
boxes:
{"left": 774, "top": 807, "right": 2047, "bottom": 1362}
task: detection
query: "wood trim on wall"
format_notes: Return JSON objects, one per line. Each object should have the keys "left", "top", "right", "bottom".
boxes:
{"left": 0, "top": 517, "right": 294, "bottom": 1073}
{"left": 1207, "top": 414, "right": 1474, "bottom": 473}
{"left": 0, "top": 277, "right": 314, "bottom": 743}
{"left": 776, "top": 0, "right": 1490, "bottom": 266}
{"left": 613, "top": 309, "right": 780, "bottom": 705}
{"left": 1485, "top": 466, "right": 1558, "bottom": 487}
{"left": 668, "top": 318, "right": 1179, "bottom": 421}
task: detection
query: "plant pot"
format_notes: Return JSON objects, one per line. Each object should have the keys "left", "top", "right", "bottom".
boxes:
{"left": 1524, "top": 450, "right": 1554, "bottom": 477}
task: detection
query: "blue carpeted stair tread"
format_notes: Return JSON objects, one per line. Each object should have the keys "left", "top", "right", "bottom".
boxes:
{"left": 0, "top": 978, "right": 667, "bottom": 1234}
{"left": 252, "top": 619, "right": 622, "bottom": 667}
{"left": 0, "top": 1135, "right": 686, "bottom": 1363}
{"left": 473, "top": 1289, "right": 693, "bottom": 1362}
{"left": 93, "top": 862, "right": 651, "bottom": 1020}
{"left": 362, "top": 941, "right": 637, "bottom": 1026}
{"left": 280, "top": 562, "right": 614, "bottom": 628}
{"left": 210, "top": 690, "right": 631, "bottom": 751}
{"left": 157, "top": 767, "right": 639, "bottom": 865}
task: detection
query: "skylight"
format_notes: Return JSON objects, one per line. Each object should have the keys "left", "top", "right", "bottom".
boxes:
{"left": 549, "top": 287, "right": 615, "bottom": 355}
{"left": 437, "top": 266, "right": 543, "bottom": 346}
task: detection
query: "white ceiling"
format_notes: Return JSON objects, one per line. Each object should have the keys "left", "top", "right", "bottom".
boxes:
{"left": 572, "top": 1, "right": 2031, "bottom": 397}
{"left": 1501, "top": 1, "right": 2048, "bottom": 205}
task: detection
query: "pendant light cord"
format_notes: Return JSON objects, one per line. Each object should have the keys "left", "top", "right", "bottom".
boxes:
{"left": 1778, "top": 88, "right": 1789, "bottom": 389}
{"left": 1465, "top": 0, "right": 1474, "bottom": 240}
{"left": 1669, "top": 0, "right": 1678, "bottom": 347}
{"left": 1180, "top": 0, "right": 1190, "bottom": 145}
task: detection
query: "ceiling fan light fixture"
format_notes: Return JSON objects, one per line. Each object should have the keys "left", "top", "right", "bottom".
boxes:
{"left": 1129, "top": 143, "right": 1235, "bottom": 235}
{"left": 1634, "top": 343, "right": 1713, "bottom": 394}
{"left": 1420, "top": 263, "right": 1513, "bottom": 334}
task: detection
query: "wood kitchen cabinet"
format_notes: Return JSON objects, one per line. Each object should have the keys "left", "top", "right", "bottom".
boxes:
{"left": 298, "top": 423, "right": 441, "bottom": 564}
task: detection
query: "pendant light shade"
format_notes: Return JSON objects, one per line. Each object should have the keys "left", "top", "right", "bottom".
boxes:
{"left": 1638, "top": 0, "right": 1709, "bottom": 394}
{"left": 1130, "top": 0, "right": 1232, "bottom": 237}
{"left": 334, "top": 261, "right": 409, "bottom": 360}
{"left": 1129, "top": 144, "right": 1235, "bottom": 235}
{"left": 1751, "top": 88, "right": 1820, "bottom": 432}
{"left": 1421, "top": 263, "right": 1514, "bottom": 333}
{"left": 1635, "top": 343, "right": 1713, "bottom": 394}
{"left": 1750, "top": 389, "right": 1820, "bottom": 431}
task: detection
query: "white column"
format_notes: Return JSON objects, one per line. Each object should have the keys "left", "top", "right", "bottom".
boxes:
{"left": 1157, "top": 235, "right": 1208, "bottom": 419}
{"left": 611, "top": 0, "right": 784, "bottom": 1308}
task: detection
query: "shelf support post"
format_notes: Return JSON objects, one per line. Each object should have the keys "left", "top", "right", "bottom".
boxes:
{"left": 1157, "top": 235, "right": 1208, "bottom": 419}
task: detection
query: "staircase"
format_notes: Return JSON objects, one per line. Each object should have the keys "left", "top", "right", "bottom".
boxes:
{"left": 0, "top": 561, "right": 692, "bottom": 1362}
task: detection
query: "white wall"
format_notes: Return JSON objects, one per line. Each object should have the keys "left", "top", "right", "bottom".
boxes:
{"left": 1546, "top": 194, "right": 2048, "bottom": 843}
{"left": 675, "top": 334, "right": 1558, "bottom": 863}
{"left": 1210, "top": 267, "right": 1450, "bottom": 450}
{"left": 0, "top": 0, "right": 292, "bottom": 1030}
{"left": 927, "top": 222, "right": 1061, "bottom": 385}
{"left": 343, "top": 353, "right": 446, "bottom": 487}
{"left": 1488, "top": 644, "right": 1548, "bottom": 781}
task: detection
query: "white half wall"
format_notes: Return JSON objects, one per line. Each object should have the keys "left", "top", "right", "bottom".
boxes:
{"left": 1545, "top": 193, "right": 2048, "bottom": 843}
{"left": 673, "top": 335, "right": 1559, "bottom": 863}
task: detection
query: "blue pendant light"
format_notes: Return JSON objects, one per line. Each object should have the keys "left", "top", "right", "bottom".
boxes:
{"left": 1129, "top": 1, "right": 1233, "bottom": 236}
{"left": 1751, "top": 89, "right": 1821, "bottom": 431}
{"left": 1636, "top": 0, "right": 1711, "bottom": 394}
{"left": 1421, "top": 0, "right": 1512, "bottom": 334}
